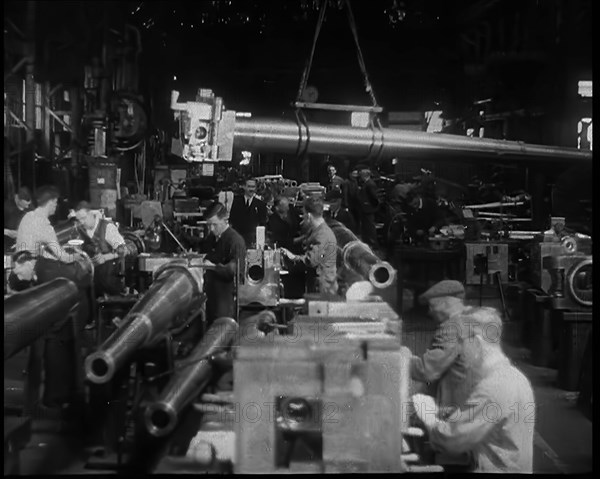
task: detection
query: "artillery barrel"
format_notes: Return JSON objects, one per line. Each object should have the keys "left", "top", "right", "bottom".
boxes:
{"left": 4, "top": 278, "right": 79, "bottom": 360}
{"left": 84, "top": 264, "right": 203, "bottom": 384}
{"left": 144, "top": 316, "right": 238, "bottom": 437}
{"left": 234, "top": 118, "right": 592, "bottom": 164}
{"left": 328, "top": 220, "right": 396, "bottom": 289}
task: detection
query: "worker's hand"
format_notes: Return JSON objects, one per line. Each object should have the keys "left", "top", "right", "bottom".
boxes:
{"left": 428, "top": 226, "right": 437, "bottom": 236}
{"left": 415, "top": 229, "right": 425, "bottom": 237}
{"left": 91, "top": 254, "right": 106, "bottom": 265}
{"left": 203, "top": 259, "right": 215, "bottom": 267}
{"left": 4, "top": 229, "right": 17, "bottom": 239}
{"left": 411, "top": 393, "right": 438, "bottom": 429}
{"left": 280, "top": 248, "right": 296, "bottom": 261}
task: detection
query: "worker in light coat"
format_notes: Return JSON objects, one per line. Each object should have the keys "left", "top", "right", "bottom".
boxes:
{"left": 413, "top": 308, "right": 535, "bottom": 473}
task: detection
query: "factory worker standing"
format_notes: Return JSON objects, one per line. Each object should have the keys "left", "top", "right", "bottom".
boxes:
{"left": 202, "top": 202, "right": 247, "bottom": 322}
{"left": 281, "top": 196, "right": 338, "bottom": 296}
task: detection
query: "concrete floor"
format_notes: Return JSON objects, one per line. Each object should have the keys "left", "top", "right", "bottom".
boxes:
{"left": 6, "top": 289, "right": 593, "bottom": 474}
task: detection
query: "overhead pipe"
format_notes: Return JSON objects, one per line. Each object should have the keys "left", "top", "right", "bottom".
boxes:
{"left": 4, "top": 278, "right": 79, "bottom": 360}
{"left": 233, "top": 118, "right": 592, "bottom": 163}
{"left": 144, "top": 316, "right": 238, "bottom": 437}
{"left": 84, "top": 264, "right": 204, "bottom": 384}
{"left": 328, "top": 220, "right": 396, "bottom": 289}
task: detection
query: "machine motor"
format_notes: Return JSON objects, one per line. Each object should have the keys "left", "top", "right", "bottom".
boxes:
{"left": 531, "top": 232, "right": 592, "bottom": 310}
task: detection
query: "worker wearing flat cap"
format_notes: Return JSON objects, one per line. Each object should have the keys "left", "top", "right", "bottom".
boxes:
{"left": 410, "top": 279, "right": 480, "bottom": 470}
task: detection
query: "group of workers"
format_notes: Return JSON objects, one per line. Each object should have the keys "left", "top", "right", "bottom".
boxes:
{"left": 4, "top": 178, "right": 535, "bottom": 474}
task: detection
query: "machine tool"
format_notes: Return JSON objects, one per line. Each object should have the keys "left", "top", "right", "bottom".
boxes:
{"left": 531, "top": 224, "right": 592, "bottom": 311}
{"left": 81, "top": 256, "right": 243, "bottom": 471}
{"left": 183, "top": 298, "right": 439, "bottom": 474}
{"left": 238, "top": 247, "right": 283, "bottom": 307}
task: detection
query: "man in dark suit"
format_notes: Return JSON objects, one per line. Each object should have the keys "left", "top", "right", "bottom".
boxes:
{"left": 267, "top": 195, "right": 305, "bottom": 298}
{"left": 325, "top": 188, "right": 356, "bottom": 233}
{"left": 228, "top": 178, "right": 268, "bottom": 247}
{"left": 405, "top": 191, "right": 446, "bottom": 243}
{"left": 357, "top": 166, "right": 380, "bottom": 248}
{"left": 327, "top": 164, "right": 345, "bottom": 192}
{"left": 202, "top": 203, "right": 247, "bottom": 323}
{"left": 267, "top": 196, "right": 303, "bottom": 252}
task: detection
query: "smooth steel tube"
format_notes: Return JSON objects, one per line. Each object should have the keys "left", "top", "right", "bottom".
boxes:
{"left": 4, "top": 278, "right": 79, "bottom": 360}
{"left": 85, "top": 265, "right": 202, "bottom": 384}
{"left": 144, "top": 316, "right": 238, "bottom": 437}
{"left": 234, "top": 118, "right": 592, "bottom": 163}
{"left": 328, "top": 220, "right": 396, "bottom": 289}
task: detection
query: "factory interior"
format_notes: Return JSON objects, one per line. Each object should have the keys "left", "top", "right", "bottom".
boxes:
{"left": 4, "top": 0, "right": 593, "bottom": 475}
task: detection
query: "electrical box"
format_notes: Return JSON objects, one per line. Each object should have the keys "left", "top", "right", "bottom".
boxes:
{"left": 465, "top": 242, "right": 509, "bottom": 285}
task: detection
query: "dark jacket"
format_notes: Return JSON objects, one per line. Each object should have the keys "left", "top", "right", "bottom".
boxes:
{"left": 203, "top": 226, "right": 247, "bottom": 321}
{"left": 357, "top": 179, "right": 380, "bottom": 215}
{"left": 267, "top": 211, "right": 301, "bottom": 253}
{"left": 407, "top": 197, "right": 445, "bottom": 233}
{"left": 229, "top": 195, "right": 268, "bottom": 246}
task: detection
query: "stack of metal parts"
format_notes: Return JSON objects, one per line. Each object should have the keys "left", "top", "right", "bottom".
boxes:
{"left": 186, "top": 300, "right": 439, "bottom": 473}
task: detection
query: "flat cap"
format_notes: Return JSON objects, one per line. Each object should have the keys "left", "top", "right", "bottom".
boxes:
{"left": 419, "top": 280, "right": 465, "bottom": 304}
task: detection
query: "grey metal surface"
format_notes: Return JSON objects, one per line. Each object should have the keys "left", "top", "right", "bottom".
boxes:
{"left": 84, "top": 265, "right": 202, "bottom": 384}
{"left": 144, "top": 316, "right": 238, "bottom": 437}
{"left": 4, "top": 278, "right": 79, "bottom": 360}
{"left": 234, "top": 118, "right": 592, "bottom": 163}
{"left": 328, "top": 220, "right": 395, "bottom": 288}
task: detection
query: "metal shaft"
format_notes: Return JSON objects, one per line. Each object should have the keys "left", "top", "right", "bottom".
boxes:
{"left": 144, "top": 316, "right": 238, "bottom": 437}
{"left": 84, "top": 265, "right": 203, "bottom": 384}
{"left": 237, "top": 310, "right": 278, "bottom": 344}
{"left": 4, "top": 278, "right": 79, "bottom": 360}
{"left": 234, "top": 118, "right": 592, "bottom": 163}
{"left": 328, "top": 220, "right": 396, "bottom": 289}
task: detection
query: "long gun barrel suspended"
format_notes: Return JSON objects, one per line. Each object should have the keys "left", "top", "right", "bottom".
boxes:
{"left": 4, "top": 278, "right": 79, "bottom": 360}
{"left": 234, "top": 118, "right": 592, "bottom": 163}
{"left": 171, "top": 89, "right": 592, "bottom": 164}
{"left": 85, "top": 264, "right": 204, "bottom": 384}
{"left": 328, "top": 220, "right": 396, "bottom": 289}
{"left": 144, "top": 316, "right": 238, "bottom": 437}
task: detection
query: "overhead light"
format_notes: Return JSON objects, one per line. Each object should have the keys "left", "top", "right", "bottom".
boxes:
{"left": 240, "top": 151, "right": 252, "bottom": 165}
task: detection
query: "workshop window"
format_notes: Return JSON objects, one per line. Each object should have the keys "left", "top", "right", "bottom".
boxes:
{"left": 578, "top": 80, "right": 592, "bottom": 98}
{"left": 425, "top": 110, "right": 444, "bottom": 132}
{"left": 577, "top": 118, "right": 592, "bottom": 151}
{"left": 35, "top": 83, "right": 42, "bottom": 130}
